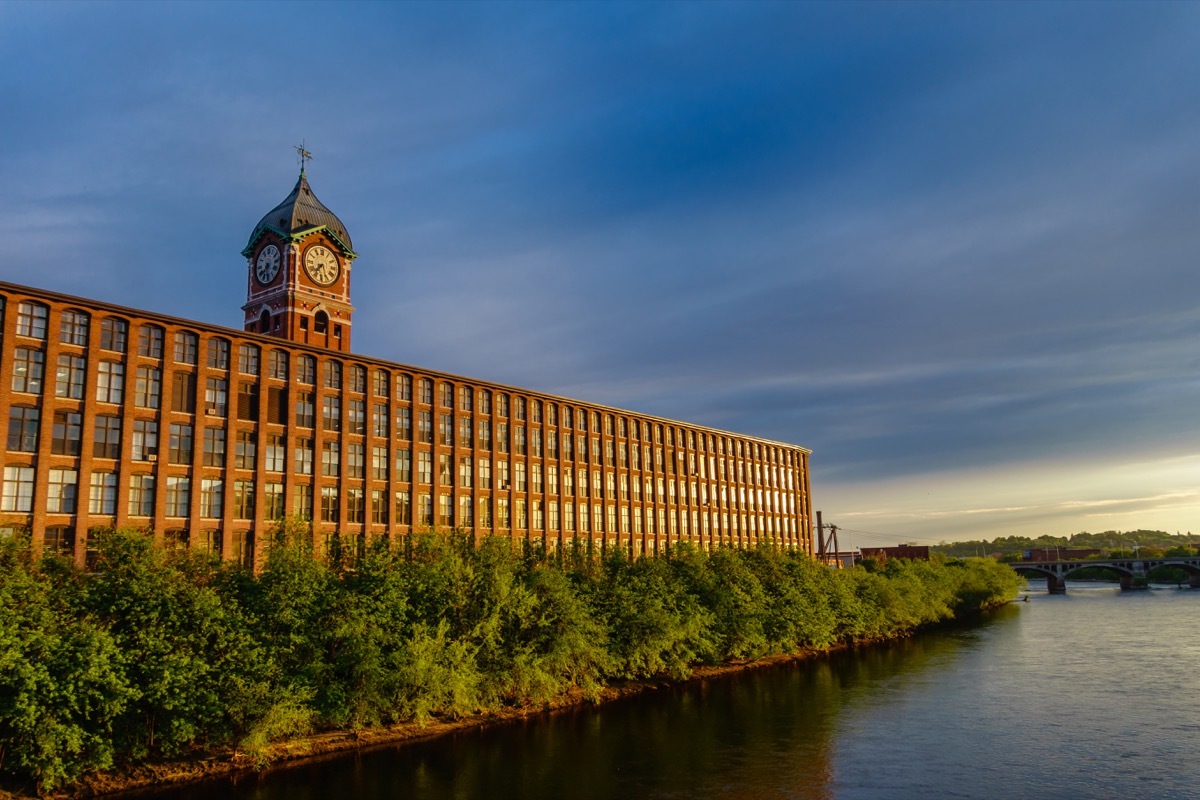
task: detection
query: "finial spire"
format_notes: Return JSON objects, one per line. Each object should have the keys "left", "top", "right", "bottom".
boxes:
{"left": 294, "top": 141, "right": 313, "bottom": 176}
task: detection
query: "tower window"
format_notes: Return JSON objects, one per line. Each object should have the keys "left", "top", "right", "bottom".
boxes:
{"left": 314, "top": 312, "right": 328, "bottom": 335}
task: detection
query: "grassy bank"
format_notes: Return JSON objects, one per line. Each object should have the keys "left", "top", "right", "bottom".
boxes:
{"left": 0, "top": 524, "right": 1021, "bottom": 794}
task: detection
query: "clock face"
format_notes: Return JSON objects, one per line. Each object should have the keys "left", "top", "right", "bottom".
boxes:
{"left": 304, "top": 245, "right": 340, "bottom": 286}
{"left": 255, "top": 244, "right": 281, "bottom": 285}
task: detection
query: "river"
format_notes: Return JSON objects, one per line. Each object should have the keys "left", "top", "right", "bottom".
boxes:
{"left": 151, "top": 582, "right": 1200, "bottom": 800}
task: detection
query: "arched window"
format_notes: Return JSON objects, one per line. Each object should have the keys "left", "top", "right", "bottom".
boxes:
{"left": 314, "top": 311, "right": 329, "bottom": 335}
{"left": 59, "top": 309, "right": 89, "bottom": 345}
{"left": 259, "top": 309, "right": 271, "bottom": 333}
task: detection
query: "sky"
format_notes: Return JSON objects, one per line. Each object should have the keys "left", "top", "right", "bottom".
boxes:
{"left": 3, "top": 1, "right": 1200, "bottom": 547}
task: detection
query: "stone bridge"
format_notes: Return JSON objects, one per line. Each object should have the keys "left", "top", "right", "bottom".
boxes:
{"left": 1010, "top": 557, "right": 1200, "bottom": 594}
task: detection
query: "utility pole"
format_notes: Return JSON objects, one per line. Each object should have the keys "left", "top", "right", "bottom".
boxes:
{"left": 816, "top": 510, "right": 825, "bottom": 564}
{"left": 814, "top": 512, "right": 842, "bottom": 568}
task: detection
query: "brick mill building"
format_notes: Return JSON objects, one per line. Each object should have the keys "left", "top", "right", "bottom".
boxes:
{"left": 0, "top": 169, "right": 814, "bottom": 566}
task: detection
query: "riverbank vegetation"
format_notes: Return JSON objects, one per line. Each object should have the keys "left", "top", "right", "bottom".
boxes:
{"left": 0, "top": 523, "right": 1020, "bottom": 793}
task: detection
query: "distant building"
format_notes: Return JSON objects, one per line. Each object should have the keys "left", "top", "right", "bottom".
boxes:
{"left": 860, "top": 544, "right": 931, "bottom": 561}
{"left": 0, "top": 169, "right": 814, "bottom": 566}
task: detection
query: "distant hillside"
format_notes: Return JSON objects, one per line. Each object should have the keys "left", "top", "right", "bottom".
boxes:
{"left": 932, "top": 529, "right": 1199, "bottom": 559}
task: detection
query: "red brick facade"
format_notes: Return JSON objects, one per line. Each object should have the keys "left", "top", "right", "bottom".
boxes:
{"left": 0, "top": 177, "right": 814, "bottom": 566}
{"left": 0, "top": 280, "right": 814, "bottom": 565}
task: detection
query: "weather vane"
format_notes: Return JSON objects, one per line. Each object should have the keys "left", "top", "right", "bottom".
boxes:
{"left": 295, "top": 141, "right": 313, "bottom": 175}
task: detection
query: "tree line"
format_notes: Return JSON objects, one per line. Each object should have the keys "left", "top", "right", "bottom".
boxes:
{"left": 0, "top": 522, "right": 1021, "bottom": 792}
{"left": 933, "top": 529, "right": 1199, "bottom": 560}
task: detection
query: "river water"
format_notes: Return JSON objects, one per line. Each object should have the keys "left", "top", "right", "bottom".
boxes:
{"left": 155, "top": 583, "right": 1200, "bottom": 800}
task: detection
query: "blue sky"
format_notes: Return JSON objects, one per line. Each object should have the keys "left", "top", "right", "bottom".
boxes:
{"left": 3, "top": 1, "right": 1200, "bottom": 546}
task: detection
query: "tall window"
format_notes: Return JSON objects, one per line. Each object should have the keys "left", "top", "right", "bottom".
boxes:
{"left": 12, "top": 347, "right": 44, "bottom": 393}
{"left": 459, "top": 386, "right": 473, "bottom": 412}
{"left": 347, "top": 443, "right": 364, "bottom": 478}
{"left": 165, "top": 476, "right": 191, "bottom": 516}
{"left": 395, "top": 448, "right": 411, "bottom": 482}
{"left": 321, "top": 486, "right": 339, "bottom": 522}
{"left": 438, "top": 414, "right": 453, "bottom": 446}
{"left": 55, "top": 354, "right": 85, "bottom": 399}
{"left": 417, "top": 451, "right": 432, "bottom": 484}
{"left": 47, "top": 468, "right": 78, "bottom": 513}
{"left": 372, "top": 446, "right": 388, "bottom": 480}
{"left": 418, "top": 378, "right": 432, "bottom": 404}
{"left": 96, "top": 361, "right": 124, "bottom": 404}
{"left": 349, "top": 365, "right": 365, "bottom": 393}
{"left": 93, "top": 415, "right": 121, "bottom": 459}
{"left": 268, "top": 350, "right": 288, "bottom": 380}
{"left": 264, "top": 482, "right": 284, "bottom": 519}
{"left": 348, "top": 399, "right": 365, "bottom": 434}
{"left": 132, "top": 419, "right": 158, "bottom": 461}
{"left": 439, "top": 382, "right": 453, "bottom": 408}
{"left": 395, "top": 408, "right": 411, "bottom": 440}
{"left": 234, "top": 480, "right": 255, "bottom": 520}
{"left": 265, "top": 434, "right": 285, "bottom": 472}
{"left": 418, "top": 411, "right": 432, "bottom": 443}
{"left": 321, "top": 441, "right": 340, "bottom": 477}
{"left": 372, "top": 403, "right": 388, "bottom": 437}
{"left": 203, "top": 427, "right": 226, "bottom": 466}
{"left": 89, "top": 472, "right": 117, "bottom": 515}
{"left": 171, "top": 372, "right": 196, "bottom": 413}
{"left": 138, "top": 324, "right": 164, "bottom": 358}
{"left": 100, "top": 318, "right": 128, "bottom": 352}
{"left": 397, "top": 374, "right": 412, "bottom": 401}
{"left": 238, "top": 344, "right": 259, "bottom": 375}
{"left": 235, "top": 431, "right": 256, "bottom": 470}
{"left": 394, "top": 490, "right": 411, "bottom": 524}
{"left": 323, "top": 361, "right": 341, "bottom": 389}
{"left": 8, "top": 407, "right": 40, "bottom": 453}
{"left": 204, "top": 377, "right": 227, "bottom": 416}
{"left": 135, "top": 365, "right": 161, "bottom": 408}
{"left": 2, "top": 466, "right": 35, "bottom": 512}
{"left": 478, "top": 457, "right": 491, "bottom": 489}
{"left": 128, "top": 474, "right": 154, "bottom": 517}
{"left": 52, "top": 412, "right": 82, "bottom": 455}
{"left": 59, "top": 309, "right": 89, "bottom": 345}
{"left": 207, "top": 338, "right": 230, "bottom": 369}
{"left": 346, "top": 488, "right": 364, "bottom": 523}
{"left": 322, "top": 396, "right": 341, "bottom": 431}
{"left": 296, "top": 392, "right": 315, "bottom": 428}
{"left": 459, "top": 455, "right": 473, "bottom": 488}
{"left": 372, "top": 369, "right": 389, "bottom": 397}
{"left": 295, "top": 438, "right": 314, "bottom": 475}
{"left": 293, "top": 485, "right": 313, "bottom": 519}
{"left": 16, "top": 302, "right": 48, "bottom": 339}
{"left": 169, "top": 423, "right": 193, "bottom": 464}
{"left": 174, "top": 331, "right": 198, "bottom": 364}
{"left": 297, "top": 355, "right": 315, "bottom": 385}
{"left": 200, "top": 478, "right": 223, "bottom": 518}
{"left": 372, "top": 489, "right": 388, "bottom": 524}
{"left": 237, "top": 382, "right": 259, "bottom": 421}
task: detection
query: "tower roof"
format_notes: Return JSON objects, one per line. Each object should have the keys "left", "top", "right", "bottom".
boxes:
{"left": 243, "top": 172, "right": 355, "bottom": 257}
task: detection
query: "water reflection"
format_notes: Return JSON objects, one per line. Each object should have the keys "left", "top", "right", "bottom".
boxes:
{"left": 153, "top": 610, "right": 1018, "bottom": 800}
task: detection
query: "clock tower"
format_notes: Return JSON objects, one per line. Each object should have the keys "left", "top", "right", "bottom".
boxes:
{"left": 241, "top": 163, "right": 357, "bottom": 352}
